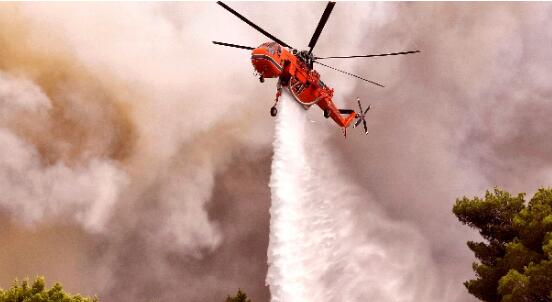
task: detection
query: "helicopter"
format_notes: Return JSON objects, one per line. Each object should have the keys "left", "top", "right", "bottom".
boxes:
{"left": 213, "top": 1, "right": 420, "bottom": 136}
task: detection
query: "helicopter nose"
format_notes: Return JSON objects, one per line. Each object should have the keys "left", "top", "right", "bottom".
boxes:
{"left": 251, "top": 47, "right": 282, "bottom": 78}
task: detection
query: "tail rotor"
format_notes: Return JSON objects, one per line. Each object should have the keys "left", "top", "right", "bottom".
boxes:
{"left": 353, "top": 97, "right": 371, "bottom": 135}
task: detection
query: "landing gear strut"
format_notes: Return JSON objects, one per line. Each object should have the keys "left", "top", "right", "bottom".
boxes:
{"left": 270, "top": 79, "right": 283, "bottom": 117}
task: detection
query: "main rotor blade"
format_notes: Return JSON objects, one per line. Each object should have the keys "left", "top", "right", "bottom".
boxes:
{"left": 308, "top": 1, "right": 336, "bottom": 55}
{"left": 315, "top": 50, "right": 421, "bottom": 60}
{"left": 314, "top": 61, "right": 384, "bottom": 88}
{"left": 213, "top": 41, "right": 254, "bottom": 50}
{"left": 217, "top": 1, "right": 292, "bottom": 48}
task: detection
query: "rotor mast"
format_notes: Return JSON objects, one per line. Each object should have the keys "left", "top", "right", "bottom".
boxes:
{"left": 212, "top": 1, "right": 421, "bottom": 88}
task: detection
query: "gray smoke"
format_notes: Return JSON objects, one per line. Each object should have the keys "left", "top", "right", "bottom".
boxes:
{"left": 1, "top": 2, "right": 552, "bottom": 302}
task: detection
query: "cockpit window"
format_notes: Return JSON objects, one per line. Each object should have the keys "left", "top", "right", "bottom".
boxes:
{"left": 274, "top": 44, "right": 282, "bottom": 55}
{"left": 264, "top": 42, "right": 281, "bottom": 55}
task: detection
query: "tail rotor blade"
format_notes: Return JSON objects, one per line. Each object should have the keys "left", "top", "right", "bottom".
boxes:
{"left": 353, "top": 99, "right": 370, "bottom": 135}
{"left": 353, "top": 118, "right": 362, "bottom": 128}
{"left": 364, "top": 104, "right": 371, "bottom": 115}
{"left": 357, "top": 98, "right": 363, "bottom": 114}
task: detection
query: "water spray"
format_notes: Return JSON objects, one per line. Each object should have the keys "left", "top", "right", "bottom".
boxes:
{"left": 266, "top": 91, "right": 441, "bottom": 302}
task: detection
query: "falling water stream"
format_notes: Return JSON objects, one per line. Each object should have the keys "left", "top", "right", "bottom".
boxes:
{"left": 266, "top": 91, "right": 440, "bottom": 302}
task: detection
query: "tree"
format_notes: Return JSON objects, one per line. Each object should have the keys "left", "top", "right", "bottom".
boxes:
{"left": 0, "top": 276, "right": 97, "bottom": 302}
{"left": 226, "top": 289, "right": 251, "bottom": 302}
{"left": 453, "top": 188, "right": 552, "bottom": 302}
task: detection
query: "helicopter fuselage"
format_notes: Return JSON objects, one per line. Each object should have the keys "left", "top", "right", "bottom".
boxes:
{"left": 251, "top": 42, "right": 356, "bottom": 128}
{"left": 214, "top": 1, "right": 420, "bottom": 136}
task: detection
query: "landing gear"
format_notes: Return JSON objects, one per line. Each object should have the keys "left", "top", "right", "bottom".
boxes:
{"left": 270, "top": 106, "right": 278, "bottom": 117}
{"left": 270, "top": 79, "right": 283, "bottom": 117}
{"left": 259, "top": 76, "right": 265, "bottom": 83}
{"left": 324, "top": 109, "right": 330, "bottom": 118}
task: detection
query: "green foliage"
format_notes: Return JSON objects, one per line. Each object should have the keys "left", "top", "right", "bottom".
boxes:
{"left": 453, "top": 188, "right": 552, "bottom": 302}
{"left": 0, "top": 277, "right": 97, "bottom": 302}
{"left": 497, "top": 269, "right": 529, "bottom": 302}
{"left": 226, "top": 289, "right": 251, "bottom": 302}
{"left": 454, "top": 189, "right": 525, "bottom": 244}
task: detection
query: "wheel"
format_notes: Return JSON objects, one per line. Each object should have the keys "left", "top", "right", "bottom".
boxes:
{"left": 259, "top": 76, "right": 265, "bottom": 83}
{"left": 324, "top": 109, "right": 330, "bottom": 118}
{"left": 270, "top": 106, "right": 278, "bottom": 117}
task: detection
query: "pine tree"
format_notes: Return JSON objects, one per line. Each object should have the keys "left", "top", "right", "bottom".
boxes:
{"left": 0, "top": 276, "right": 97, "bottom": 302}
{"left": 226, "top": 289, "right": 251, "bottom": 302}
{"left": 453, "top": 188, "right": 552, "bottom": 302}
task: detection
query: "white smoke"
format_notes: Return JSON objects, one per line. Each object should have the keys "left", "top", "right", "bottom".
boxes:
{"left": 267, "top": 92, "right": 446, "bottom": 302}
{"left": 0, "top": 72, "right": 128, "bottom": 232}
{"left": 0, "top": 72, "right": 51, "bottom": 118}
{"left": 2, "top": 3, "right": 551, "bottom": 301}
{"left": 0, "top": 128, "right": 128, "bottom": 232}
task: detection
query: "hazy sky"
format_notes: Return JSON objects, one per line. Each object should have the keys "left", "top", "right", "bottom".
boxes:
{"left": 1, "top": 2, "right": 552, "bottom": 302}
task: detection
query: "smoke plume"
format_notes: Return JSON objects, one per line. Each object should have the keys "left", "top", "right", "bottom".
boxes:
{"left": 1, "top": 3, "right": 552, "bottom": 302}
{"left": 0, "top": 3, "right": 273, "bottom": 300}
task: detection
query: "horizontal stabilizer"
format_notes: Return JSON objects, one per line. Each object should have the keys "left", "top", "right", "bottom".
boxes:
{"left": 338, "top": 109, "right": 355, "bottom": 115}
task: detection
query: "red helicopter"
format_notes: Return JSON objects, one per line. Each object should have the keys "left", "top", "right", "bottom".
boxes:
{"left": 213, "top": 1, "right": 420, "bottom": 136}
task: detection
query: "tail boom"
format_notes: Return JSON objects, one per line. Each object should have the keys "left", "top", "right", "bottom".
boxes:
{"left": 316, "top": 98, "right": 356, "bottom": 128}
